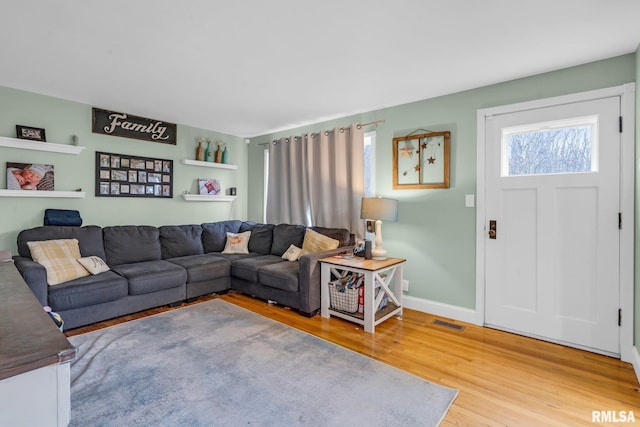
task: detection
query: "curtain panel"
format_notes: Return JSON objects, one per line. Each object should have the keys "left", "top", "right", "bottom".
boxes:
{"left": 266, "top": 123, "right": 364, "bottom": 238}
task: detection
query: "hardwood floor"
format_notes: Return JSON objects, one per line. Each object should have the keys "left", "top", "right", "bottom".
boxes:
{"left": 67, "top": 292, "right": 640, "bottom": 426}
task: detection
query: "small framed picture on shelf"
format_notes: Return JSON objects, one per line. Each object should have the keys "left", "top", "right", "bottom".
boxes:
{"left": 198, "top": 178, "right": 221, "bottom": 195}
{"left": 16, "top": 125, "right": 47, "bottom": 142}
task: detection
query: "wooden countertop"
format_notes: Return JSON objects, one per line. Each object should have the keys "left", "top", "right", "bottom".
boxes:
{"left": 0, "top": 262, "right": 75, "bottom": 381}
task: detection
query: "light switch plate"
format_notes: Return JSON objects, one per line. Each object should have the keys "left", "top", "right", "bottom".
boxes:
{"left": 465, "top": 194, "right": 475, "bottom": 208}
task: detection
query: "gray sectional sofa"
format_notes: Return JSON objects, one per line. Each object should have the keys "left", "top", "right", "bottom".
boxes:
{"left": 13, "top": 220, "right": 352, "bottom": 330}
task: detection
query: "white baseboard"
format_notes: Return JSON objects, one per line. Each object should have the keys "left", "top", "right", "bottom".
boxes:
{"left": 403, "top": 295, "right": 479, "bottom": 325}
{"left": 631, "top": 346, "right": 640, "bottom": 385}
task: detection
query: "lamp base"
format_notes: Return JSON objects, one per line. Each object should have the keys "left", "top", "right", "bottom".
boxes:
{"left": 371, "top": 247, "right": 387, "bottom": 260}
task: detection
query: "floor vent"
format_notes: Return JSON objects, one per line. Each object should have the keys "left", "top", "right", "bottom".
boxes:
{"left": 432, "top": 319, "right": 465, "bottom": 331}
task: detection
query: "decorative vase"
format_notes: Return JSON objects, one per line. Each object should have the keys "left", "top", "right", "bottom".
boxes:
{"left": 215, "top": 143, "right": 222, "bottom": 163}
{"left": 221, "top": 146, "right": 229, "bottom": 164}
{"left": 196, "top": 140, "right": 204, "bottom": 161}
{"left": 205, "top": 141, "right": 213, "bottom": 162}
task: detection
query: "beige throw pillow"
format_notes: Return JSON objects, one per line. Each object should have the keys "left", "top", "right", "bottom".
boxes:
{"left": 281, "top": 244, "right": 302, "bottom": 261}
{"left": 77, "top": 256, "right": 110, "bottom": 275}
{"left": 300, "top": 228, "right": 340, "bottom": 257}
{"left": 27, "top": 238, "right": 90, "bottom": 286}
{"left": 222, "top": 231, "right": 251, "bottom": 254}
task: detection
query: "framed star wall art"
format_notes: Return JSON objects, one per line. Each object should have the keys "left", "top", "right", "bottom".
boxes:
{"left": 392, "top": 131, "right": 450, "bottom": 189}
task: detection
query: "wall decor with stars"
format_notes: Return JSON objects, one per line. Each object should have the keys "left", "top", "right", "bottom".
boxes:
{"left": 392, "top": 131, "right": 450, "bottom": 189}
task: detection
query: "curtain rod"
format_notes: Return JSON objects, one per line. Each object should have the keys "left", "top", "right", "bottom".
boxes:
{"left": 257, "top": 119, "right": 385, "bottom": 146}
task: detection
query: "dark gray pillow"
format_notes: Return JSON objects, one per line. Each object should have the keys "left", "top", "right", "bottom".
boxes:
{"left": 201, "top": 220, "right": 242, "bottom": 252}
{"left": 243, "top": 223, "right": 274, "bottom": 254}
{"left": 271, "top": 224, "right": 307, "bottom": 256}
{"left": 17, "top": 225, "right": 106, "bottom": 260}
{"left": 103, "top": 225, "right": 161, "bottom": 266}
{"left": 160, "top": 225, "right": 204, "bottom": 259}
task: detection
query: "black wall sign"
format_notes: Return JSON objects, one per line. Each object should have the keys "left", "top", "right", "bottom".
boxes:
{"left": 92, "top": 108, "right": 177, "bottom": 145}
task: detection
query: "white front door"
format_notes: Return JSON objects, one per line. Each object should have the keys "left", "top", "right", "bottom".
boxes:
{"left": 483, "top": 95, "right": 621, "bottom": 356}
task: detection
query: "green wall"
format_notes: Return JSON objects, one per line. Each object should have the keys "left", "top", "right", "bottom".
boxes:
{"left": 0, "top": 54, "right": 636, "bottom": 317}
{"left": 247, "top": 54, "right": 636, "bottom": 310}
{"left": 0, "top": 86, "right": 248, "bottom": 254}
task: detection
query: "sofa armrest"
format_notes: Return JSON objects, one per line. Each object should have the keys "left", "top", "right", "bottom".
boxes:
{"left": 297, "top": 246, "right": 351, "bottom": 315}
{"left": 12, "top": 256, "right": 48, "bottom": 306}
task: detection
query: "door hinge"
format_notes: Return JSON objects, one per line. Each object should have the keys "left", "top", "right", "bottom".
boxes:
{"left": 619, "top": 116, "right": 623, "bottom": 133}
{"left": 618, "top": 212, "right": 622, "bottom": 230}
{"left": 618, "top": 308, "right": 622, "bottom": 326}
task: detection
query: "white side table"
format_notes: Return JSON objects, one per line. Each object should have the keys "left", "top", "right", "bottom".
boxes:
{"left": 320, "top": 256, "right": 405, "bottom": 333}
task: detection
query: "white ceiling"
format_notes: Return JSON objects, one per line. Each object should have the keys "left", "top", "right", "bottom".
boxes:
{"left": 1, "top": 1, "right": 639, "bottom": 137}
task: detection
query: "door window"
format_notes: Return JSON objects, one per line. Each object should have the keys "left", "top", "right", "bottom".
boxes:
{"left": 501, "top": 115, "right": 598, "bottom": 177}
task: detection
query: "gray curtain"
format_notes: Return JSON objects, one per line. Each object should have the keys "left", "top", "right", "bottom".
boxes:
{"left": 266, "top": 123, "right": 364, "bottom": 237}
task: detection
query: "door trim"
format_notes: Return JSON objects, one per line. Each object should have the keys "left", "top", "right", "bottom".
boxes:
{"left": 475, "top": 83, "right": 636, "bottom": 362}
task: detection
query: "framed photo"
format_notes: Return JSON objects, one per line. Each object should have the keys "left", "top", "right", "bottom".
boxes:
{"left": 392, "top": 131, "right": 450, "bottom": 189}
{"left": 16, "top": 125, "right": 46, "bottom": 142}
{"left": 96, "top": 151, "right": 172, "bottom": 198}
{"left": 6, "top": 162, "right": 54, "bottom": 191}
{"left": 198, "top": 178, "right": 221, "bottom": 195}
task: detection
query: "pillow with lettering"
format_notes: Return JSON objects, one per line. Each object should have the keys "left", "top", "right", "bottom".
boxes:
{"left": 281, "top": 244, "right": 302, "bottom": 261}
{"left": 77, "top": 256, "right": 110, "bottom": 275}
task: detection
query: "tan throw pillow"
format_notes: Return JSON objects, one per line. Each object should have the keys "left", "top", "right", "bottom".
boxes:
{"left": 300, "top": 228, "right": 340, "bottom": 257}
{"left": 281, "top": 244, "right": 302, "bottom": 261}
{"left": 77, "top": 256, "right": 110, "bottom": 275}
{"left": 27, "top": 239, "right": 90, "bottom": 286}
{"left": 222, "top": 231, "right": 251, "bottom": 254}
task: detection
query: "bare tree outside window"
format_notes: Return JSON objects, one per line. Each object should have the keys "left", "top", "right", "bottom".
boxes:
{"left": 506, "top": 125, "right": 593, "bottom": 176}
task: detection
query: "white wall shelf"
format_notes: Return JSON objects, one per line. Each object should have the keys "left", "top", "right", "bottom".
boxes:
{"left": 0, "top": 190, "right": 85, "bottom": 198}
{"left": 0, "top": 136, "right": 85, "bottom": 155}
{"left": 181, "top": 194, "right": 236, "bottom": 202}
{"left": 181, "top": 159, "right": 238, "bottom": 170}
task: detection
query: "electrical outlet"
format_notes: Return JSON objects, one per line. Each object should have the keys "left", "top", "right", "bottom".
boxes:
{"left": 402, "top": 279, "right": 409, "bottom": 292}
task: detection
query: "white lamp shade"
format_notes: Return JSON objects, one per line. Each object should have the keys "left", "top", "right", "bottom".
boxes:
{"left": 360, "top": 197, "right": 398, "bottom": 222}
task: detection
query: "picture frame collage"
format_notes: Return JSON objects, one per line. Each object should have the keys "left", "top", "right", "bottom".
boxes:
{"left": 95, "top": 151, "right": 173, "bottom": 198}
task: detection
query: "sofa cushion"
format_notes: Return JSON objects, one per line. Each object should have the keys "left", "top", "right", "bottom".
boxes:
{"left": 77, "top": 256, "right": 110, "bottom": 275}
{"left": 301, "top": 228, "right": 340, "bottom": 256}
{"left": 27, "top": 239, "right": 90, "bottom": 285}
{"left": 310, "top": 226, "right": 352, "bottom": 247}
{"left": 240, "top": 222, "right": 275, "bottom": 254}
{"left": 202, "top": 220, "right": 243, "bottom": 252}
{"left": 111, "top": 260, "right": 187, "bottom": 295}
{"left": 230, "top": 255, "right": 284, "bottom": 283}
{"left": 271, "top": 224, "right": 307, "bottom": 256}
{"left": 17, "top": 225, "right": 106, "bottom": 260}
{"left": 222, "top": 231, "right": 251, "bottom": 254}
{"left": 258, "top": 261, "right": 300, "bottom": 292}
{"left": 47, "top": 271, "right": 128, "bottom": 311}
{"left": 160, "top": 224, "right": 204, "bottom": 259}
{"left": 166, "top": 254, "right": 231, "bottom": 283}
{"left": 103, "top": 226, "right": 161, "bottom": 266}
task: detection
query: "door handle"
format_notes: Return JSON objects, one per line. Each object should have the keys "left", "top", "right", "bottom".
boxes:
{"left": 488, "top": 220, "right": 497, "bottom": 239}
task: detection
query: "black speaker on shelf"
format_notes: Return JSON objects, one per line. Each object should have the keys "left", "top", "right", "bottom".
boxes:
{"left": 364, "top": 240, "right": 372, "bottom": 260}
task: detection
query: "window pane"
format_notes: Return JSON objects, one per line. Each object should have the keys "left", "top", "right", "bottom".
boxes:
{"left": 364, "top": 132, "right": 375, "bottom": 196}
{"left": 502, "top": 117, "right": 597, "bottom": 176}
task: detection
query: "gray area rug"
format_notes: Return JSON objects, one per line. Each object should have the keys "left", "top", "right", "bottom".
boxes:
{"left": 68, "top": 299, "right": 458, "bottom": 426}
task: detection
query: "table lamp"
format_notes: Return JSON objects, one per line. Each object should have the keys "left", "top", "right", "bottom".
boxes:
{"left": 360, "top": 197, "right": 398, "bottom": 260}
